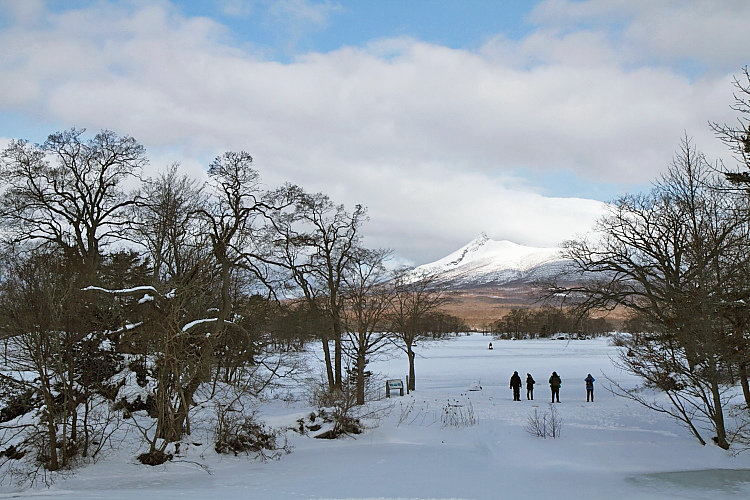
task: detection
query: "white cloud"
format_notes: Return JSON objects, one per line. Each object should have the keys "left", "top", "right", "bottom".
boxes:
{"left": 267, "top": 0, "right": 340, "bottom": 28}
{"left": 262, "top": 0, "right": 342, "bottom": 54}
{"left": 0, "top": 0, "right": 45, "bottom": 24}
{"left": 528, "top": 0, "right": 750, "bottom": 69}
{"left": 0, "top": 0, "right": 745, "bottom": 264}
{"left": 220, "top": 0, "right": 254, "bottom": 17}
{"left": 356, "top": 165, "right": 605, "bottom": 264}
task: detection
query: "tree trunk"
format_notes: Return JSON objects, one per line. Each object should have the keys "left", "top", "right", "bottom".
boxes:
{"left": 68, "top": 362, "right": 77, "bottom": 446}
{"left": 45, "top": 411, "right": 60, "bottom": 471}
{"left": 155, "top": 366, "right": 180, "bottom": 441}
{"left": 408, "top": 348, "right": 416, "bottom": 391}
{"left": 40, "top": 377, "right": 59, "bottom": 471}
{"left": 709, "top": 370, "right": 730, "bottom": 449}
{"left": 321, "top": 334, "right": 335, "bottom": 392}
{"left": 334, "top": 330, "right": 342, "bottom": 390}
{"left": 356, "top": 349, "right": 365, "bottom": 405}
{"left": 740, "top": 359, "right": 750, "bottom": 411}
{"left": 684, "top": 412, "right": 707, "bottom": 446}
{"left": 82, "top": 395, "right": 90, "bottom": 457}
{"left": 332, "top": 314, "right": 342, "bottom": 390}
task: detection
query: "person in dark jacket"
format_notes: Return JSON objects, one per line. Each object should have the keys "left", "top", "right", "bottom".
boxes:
{"left": 526, "top": 373, "right": 535, "bottom": 400}
{"left": 585, "top": 374, "right": 595, "bottom": 402}
{"left": 549, "top": 371, "right": 561, "bottom": 403}
{"left": 510, "top": 371, "right": 523, "bottom": 401}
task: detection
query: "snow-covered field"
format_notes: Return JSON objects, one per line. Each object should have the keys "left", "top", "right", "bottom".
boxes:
{"left": 3, "top": 334, "right": 750, "bottom": 500}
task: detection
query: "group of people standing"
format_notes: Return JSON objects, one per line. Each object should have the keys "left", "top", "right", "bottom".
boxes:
{"left": 509, "top": 371, "right": 596, "bottom": 403}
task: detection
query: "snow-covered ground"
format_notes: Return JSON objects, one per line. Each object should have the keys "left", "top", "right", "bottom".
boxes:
{"left": 3, "top": 335, "right": 750, "bottom": 499}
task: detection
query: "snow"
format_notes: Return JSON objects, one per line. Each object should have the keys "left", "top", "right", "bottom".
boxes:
{"left": 2, "top": 334, "right": 749, "bottom": 499}
{"left": 413, "top": 233, "right": 567, "bottom": 287}
{"left": 181, "top": 318, "right": 218, "bottom": 332}
{"left": 137, "top": 294, "right": 154, "bottom": 304}
{"left": 82, "top": 286, "right": 159, "bottom": 295}
{"left": 418, "top": 233, "right": 563, "bottom": 273}
{"left": 113, "top": 367, "right": 156, "bottom": 403}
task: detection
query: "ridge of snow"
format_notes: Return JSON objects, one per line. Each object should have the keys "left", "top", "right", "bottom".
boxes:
{"left": 182, "top": 318, "right": 218, "bottom": 332}
{"left": 82, "top": 285, "right": 159, "bottom": 295}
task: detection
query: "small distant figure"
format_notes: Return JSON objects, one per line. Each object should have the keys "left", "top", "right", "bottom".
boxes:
{"left": 510, "top": 371, "right": 522, "bottom": 401}
{"left": 488, "top": 342, "right": 493, "bottom": 350}
{"left": 526, "top": 373, "right": 535, "bottom": 400}
{"left": 585, "top": 373, "right": 595, "bottom": 402}
{"left": 549, "top": 371, "right": 562, "bottom": 403}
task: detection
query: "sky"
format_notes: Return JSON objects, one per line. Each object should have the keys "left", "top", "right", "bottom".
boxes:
{"left": 0, "top": 0, "right": 748, "bottom": 266}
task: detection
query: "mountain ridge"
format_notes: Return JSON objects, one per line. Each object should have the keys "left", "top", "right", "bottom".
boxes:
{"left": 415, "top": 233, "right": 568, "bottom": 290}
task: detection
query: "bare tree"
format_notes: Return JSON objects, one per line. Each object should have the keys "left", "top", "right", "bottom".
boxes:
{"left": 0, "top": 129, "right": 145, "bottom": 472}
{"left": 0, "top": 250, "right": 73, "bottom": 471}
{"left": 552, "top": 138, "right": 745, "bottom": 449}
{"left": 92, "top": 152, "right": 297, "bottom": 460}
{"left": 0, "top": 249, "right": 126, "bottom": 471}
{"left": 268, "top": 191, "right": 367, "bottom": 392}
{"left": 196, "top": 153, "right": 299, "bottom": 383}
{"left": 712, "top": 66, "right": 750, "bottom": 185}
{"left": 194, "top": 152, "right": 265, "bottom": 387}
{"left": 710, "top": 67, "right": 750, "bottom": 412}
{"left": 0, "top": 128, "right": 145, "bottom": 271}
{"left": 131, "top": 164, "right": 204, "bottom": 284}
{"left": 341, "top": 248, "right": 393, "bottom": 405}
{"left": 388, "top": 268, "right": 450, "bottom": 392}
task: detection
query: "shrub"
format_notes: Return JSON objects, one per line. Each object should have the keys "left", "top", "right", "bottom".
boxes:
{"left": 137, "top": 450, "right": 172, "bottom": 466}
{"left": 441, "top": 396, "right": 476, "bottom": 428}
{"left": 525, "top": 404, "right": 563, "bottom": 439}
{"left": 214, "top": 410, "right": 289, "bottom": 460}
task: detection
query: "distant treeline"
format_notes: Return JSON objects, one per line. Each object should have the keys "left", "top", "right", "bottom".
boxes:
{"left": 490, "top": 306, "right": 612, "bottom": 338}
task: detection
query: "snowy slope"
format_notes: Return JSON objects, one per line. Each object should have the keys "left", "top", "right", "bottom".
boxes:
{"left": 416, "top": 233, "right": 567, "bottom": 288}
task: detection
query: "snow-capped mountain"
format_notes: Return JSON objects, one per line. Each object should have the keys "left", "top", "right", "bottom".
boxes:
{"left": 415, "top": 233, "right": 568, "bottom": 289}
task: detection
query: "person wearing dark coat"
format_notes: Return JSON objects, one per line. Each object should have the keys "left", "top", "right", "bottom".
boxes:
{"left": 585, "top": 374, "right": 595, "bottom": 402}
{"left": 509, "top": 371, "right": 523, "bottom": 401}
{"left": 525, "top": 373, "right": 535, "bottom": 400}
{"left": 549, "top": 371, "right": 561, "bottom": 403}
